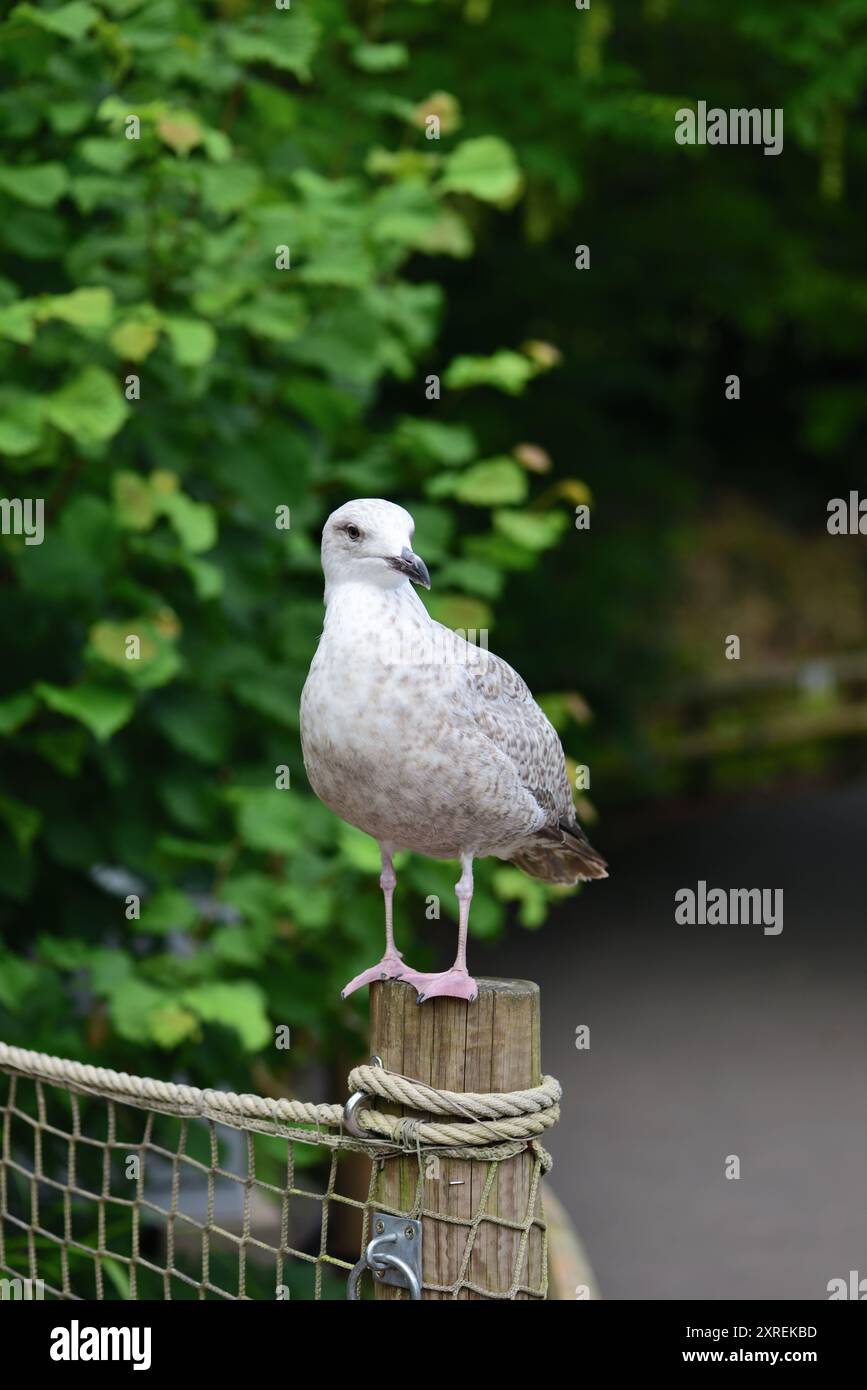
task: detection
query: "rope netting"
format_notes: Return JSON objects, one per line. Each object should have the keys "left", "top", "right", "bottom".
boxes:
{"left": 0, "top": 1041, "right": 559, "bottom": 1301}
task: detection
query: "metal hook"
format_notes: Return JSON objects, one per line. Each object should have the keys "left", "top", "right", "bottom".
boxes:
{"left": 343, "top": 1054, "right": 383, "bottom": 1139}
{"left": 346, "top": 1217, "right": 422, "bottom": 1300}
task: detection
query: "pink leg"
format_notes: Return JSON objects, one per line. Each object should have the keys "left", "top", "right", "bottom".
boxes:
{"left": 412, "top": 855, "right": 478, "bottom": 1004}
{"left": 341, "top": 846, "right": 421, "bottom": 999}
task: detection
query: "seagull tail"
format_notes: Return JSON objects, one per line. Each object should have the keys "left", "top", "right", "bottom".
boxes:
{"left": 509, "top": 819, "right": 608, "bottom": 886}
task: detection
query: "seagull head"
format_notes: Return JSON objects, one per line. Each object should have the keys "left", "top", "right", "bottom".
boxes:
{"left": 321, "top": 499, "right": 431, "bottom": 594}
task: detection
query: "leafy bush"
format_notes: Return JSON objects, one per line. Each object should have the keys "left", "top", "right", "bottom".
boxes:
{"left": 0, "top": 0, "right": 586, "bottom": 1085}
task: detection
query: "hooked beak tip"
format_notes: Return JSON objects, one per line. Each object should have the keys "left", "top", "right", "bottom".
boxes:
{"left": 388, "top": 547, "right": 431, "bottom": 589}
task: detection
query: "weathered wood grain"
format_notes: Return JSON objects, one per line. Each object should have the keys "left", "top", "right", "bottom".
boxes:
{"left": 369, "top": 978, "right": 544, "bottom": 1300}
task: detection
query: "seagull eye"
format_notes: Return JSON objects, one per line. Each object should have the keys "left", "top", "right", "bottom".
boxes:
{"left": 345, "top": 524, "right": 362, "bottom": 541}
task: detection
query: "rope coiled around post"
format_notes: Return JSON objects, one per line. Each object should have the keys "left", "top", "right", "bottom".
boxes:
{"left": 346, "top": 1063, "right": 560, "bottom": 1155}
{"left": 0, "top": 1040, "right": 559, "bottom": 1166}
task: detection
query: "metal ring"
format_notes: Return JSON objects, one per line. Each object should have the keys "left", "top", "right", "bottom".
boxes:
{"left": 348, "top": 1235, "right": 396, "bottom": 1301}
{"left": 373, "top": 1252, "right": 422, "bottom": 1300}
{"left": 343, "top": 1054, "right": 384, "bottom": 1139}
{"left": 343, "top": 1089, "right": 371, "bottom": 1139}
{"left": 346, "top": 1254, "right": 368, "bottom": 1300}
{"left": 346, "top": 1243, "right": 421, "bottom": 1301}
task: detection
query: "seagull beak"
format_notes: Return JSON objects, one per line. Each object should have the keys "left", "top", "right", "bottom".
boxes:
{"left": 387, "top": 546, "right": 431, "bottom": 589}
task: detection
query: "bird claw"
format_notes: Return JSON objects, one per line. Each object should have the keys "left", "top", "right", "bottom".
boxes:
{"left": 412, "top": 969, "right": 479, "bottom": 1005}
{"left": 340, "top": 955, "right": 420, "bottom": 999}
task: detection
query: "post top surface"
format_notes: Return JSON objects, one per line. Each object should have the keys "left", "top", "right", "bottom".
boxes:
{"left": 474, "top": 977, "right": 538, "bottom": 996}
{"left": 371, "top": 976, "right": 538, "bottom": 997}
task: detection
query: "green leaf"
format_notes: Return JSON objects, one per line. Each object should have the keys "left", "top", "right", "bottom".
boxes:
{"left": 218, "top": 872, "right": 283, "bottom": 928}
{"left": 77, "top": 137, "right": 134, "bottom": 175}
{"left": 148, "top": 1004, "right": 199, "bottom": 1048}
{"left": 0, "top": 206, "right": 65, "bottom": 259}
{"left": 461, "top": 532, "right": 537, "bottom": 573}
{"left": 31, "top": 729, "right": 87, "bottom": 775}
{"left": 10, "top": 2, "right": 98, "bottom": 41}
{"left": 47, "top": 100, "right": 92, "bottom": 135}
{"left": 351, "top": 42, "right": 409, "bottom": 73}
{"left": 444, "top": 350, "right": 536, "bottom": 395}
{"left": 230, "top": 293, "right": 307, "bottom": 344}
{"left": 231, "top": 669, "right": 296, "bottom": 726}
{"left": 229, "top": 787, "right": 305, "bottom": 854}
{"left": 0, "top": 299, "right": 38, "bottom": 344}
{"left": 337, "top": 823, "right": 381, "bottom": 872}
{"left": 112, "top": 470, "right": 158, "bottom": 530}
{"left": 202, "top": 128, "right": 233, "bottom": 163}
{"left": 87, "top": 620, "right": 182, "bottom": 690}
{"left": 0, "top": 690, "right": 37, "bottom": 735}
{"left": 159, "top": 491, "right": 218, "bottom": 553}
{"left": 109, "top": 317, "right": 160, "bottom": 361}
{"left": 156, "top": 836, "right": 230, "bottom": 863}
{"left": 89, "top": 949, "right": 134, "bottom": 996}
{"left": 0, "top": 387, "right": 44, "bottom": 455}
{"left": 413, "top": 207, "right": 474, "bottom": 258}
{"left": 0, "top": 793, "right": 42, "bottom": 853}
{"left": 428, "top": 457, "right": 528, "bottom": 505}
{"left": 45, "top": 366, "right": 128, "bottom": 446}
{"left": 492, "top": 866, "right": 550, "bottom": 928}
{"left": 440, "top": 137, "right": 522, "bottom": 203}
{"left": 151, "top": 691, "right": 231, "bottom": 764}
{"left": 181, "top": 555, "right": 223, "bottom": 599}
{"left": 200, "top": 162, "right": 262, "bottom": 215}
{"left": 39, "top": 287, "right": 113, "bottom": 329}
{"left": 163, "top": 315, "right": 217, "bottom": 367}
{"left": 396, "top": 417, "right": 476, "bottom": 466}
{"left": 70, "top": 174, "right": 129, "bottom": 213}
{"left": 435, "top": 557, "right": 503, "bottom": 599}
{"left": 107, "top": 978, "right": 166, "bottom": 1045}
{"left": 38, "top": 937, "right": 93, "bottom": 972}
{"left": 0, "top": 162, "right": 69, "bottom": 208}
{"left": 36, "top": 682, "right": 136, "bottom": 741}
{"left": 222, "top": 13, "right": 321, "bottom": 81}
{"left": 281, "top": 883, "right": 335, "bottom": 931}
{"left": 182, "top": 981, "right": 271, "bottom": 1052}
{"left": 140, "top": 888, "right": 199, "bottom": 935}
{"left": 493, "top": 508, "right": 570, "bottom": 550}
{"left": 0, "top": 952, "right": 42, "bottom": 1009}
{"left": 211, "top": 924, "right": 264, "bottom": 967}
{"left": 158, "top": 768, "right": 217, "bottom": 834}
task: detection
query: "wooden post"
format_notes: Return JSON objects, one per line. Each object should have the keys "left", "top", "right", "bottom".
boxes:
{"left": 369, "top": 977, "right": 544, "bottom": 1300}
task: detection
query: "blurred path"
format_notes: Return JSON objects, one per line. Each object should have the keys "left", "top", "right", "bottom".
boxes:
{"left": 479, "top": 780, "right": 867, "bottom": 1300}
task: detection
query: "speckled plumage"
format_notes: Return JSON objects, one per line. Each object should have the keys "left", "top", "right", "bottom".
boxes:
{"left": 300, "top": 499, "right": 606, "bottom": 1002}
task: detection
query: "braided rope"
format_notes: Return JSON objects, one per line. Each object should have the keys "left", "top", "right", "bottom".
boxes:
{"left": 0, "top": 1042, "right": 559, "bottom": 1162}
{"left": 0, "top": 1041, "right": 343, "bottom": 1126}
{"left": 348, "top": 1066, "right": 561, "bottom": 1148}
{"left": 347, "top": 1064, "right": 560, "bottom": 1121}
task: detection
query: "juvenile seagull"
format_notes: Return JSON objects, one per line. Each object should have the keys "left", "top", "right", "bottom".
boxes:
{"left": 300, "top": 499, "right": 607, "bottom": 1003}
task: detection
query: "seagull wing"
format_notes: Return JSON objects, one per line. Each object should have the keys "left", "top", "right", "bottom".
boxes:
{"left": 452, "top": 634, "right": 608, "bottom": 885}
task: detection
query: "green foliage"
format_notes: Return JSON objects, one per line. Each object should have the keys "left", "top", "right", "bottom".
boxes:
{"left": 0, "top": 0, "right": 582, "bottom": 1087}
